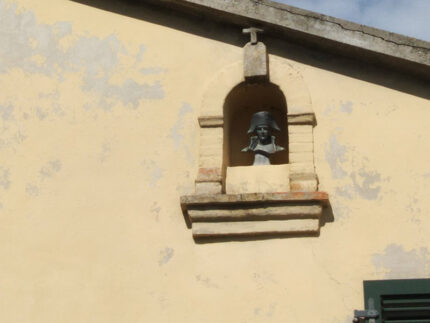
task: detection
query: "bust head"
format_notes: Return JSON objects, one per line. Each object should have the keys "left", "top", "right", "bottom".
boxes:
{"left": 247, "top": 111, "right": 280, "bottom": 136}
{"left": 255, "top": 125, "right": 270, "bottom": 143}
{"left": 242, "top": 110, "right": 285, "bottom": 165}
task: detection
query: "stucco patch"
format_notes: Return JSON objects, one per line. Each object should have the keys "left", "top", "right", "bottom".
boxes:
{"left": 136, "top": 44, "right": 146, "bottom": 62}
{"left": 25, "top": 183, "right": 40, "bottom": 196}
{"left": 406, "top": 197, "right": 421, "bottom": 223}
{"left": 325, "top": 134, "right": 347, "bottom": 179}
{"left": 331, "top": 202, "right": 351, "bottom": 219}
{"left": 82, "top": 76, "right": 164, "bottom": 110}
{"left": 373, "top": 244, "right": 430, "bottom": 278}
{"left": 195, "top": 274, "right": 219, "bottom": 288}
{"left": 0, "top": 105, "right": 14, "bottom": 121}
{"left": 340, "top": 101, "right": 353, "bottom": 114}
{"left": 158, "top": 247, "right": 174, "bottom": 266}
{"left": 99, "top": 143, "right": 111, "bottom": 163}
{"left": 0, "top": 131, "right": 26, "bottom": 151}
{"left": 335, "top": 187, "right": 353, "bottom": 200}
{"left": 140, "top": 67, "right": 165, "bottom": 75}
{"left": 0, "top": 1, "right": 164, "bottom": 109}
{"left": 0, "top": 167, "right": 10, "bottom": 190}
{"left": 150, "top": 202, "right": 161, "bottom": 222}
{"left": 350, "top": 169, "right": 381, "bottom": 200}
{"left": 141, "top": 160, "right": 164, "bottom": 187}
{"left": 170, "top": 103, "right": 192, "bottom": 149}
{"left": 170, "top": 103, "right": 194, "bottom": 164}
{"left": 40, "top": 160, "right": 62, "bottom": 178}
{"left": 253, "top": 303, "right": 277, "bottom": 318}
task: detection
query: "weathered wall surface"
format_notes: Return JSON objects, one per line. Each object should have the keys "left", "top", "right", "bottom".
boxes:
{"left": 0, "top": 1, "right": 429, "bottom": 322}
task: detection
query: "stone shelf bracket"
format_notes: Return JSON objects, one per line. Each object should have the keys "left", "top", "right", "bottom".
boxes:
{"left": 181, "top": 192, "right": 329, "bottom": 239}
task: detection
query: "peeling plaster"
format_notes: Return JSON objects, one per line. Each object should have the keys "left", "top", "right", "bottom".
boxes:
{"left": 150, "top": 202, "right": 161, "bottom": 222}
{"left": 373, "top": 244, "right": 430, "bottom": 278}
{"left": 0, "top": 105, "right": 14, "bottom": 121}
{"left": 350, "top": 169, "right": 381, "bottom": 200}
{"left": 331, "top": 202, "right": 351, "bottom": 219}
{"left": 136, "top": 44, "right": 146, "bottom": 62}
{"left": 99, "top": 143, "right": 111, "bottom": 163}
{"left": 36, "top": 106, "right": 48, "bottom": 120}
{"left": 140, "top": 67, "right": 165, "bottom": 75}
{"left": 40, "top": 160, "right": 62, "bottom": 178}
{"left": 169, "top": 103, "right": 194, "bottom": 164}
{"left": 0, "top": 131, "right": 26, "bottom": 151}
{"left": 340, "top": 101, "right": 353, "bottom": 114}
{"left": 141, "top": 160, "right": 164, "bottom": 187}
{"left": 0, "top": 2, "right": 164, "bottom": 109}
{"left": 335, "top": 187, "right": 353, "bottom": 200}
{"left": 323, "top": 101, "right": 354, "bottom": 116}
{"left": 325, "top": 134, "right": 347, "bottom": 179}
{"left": 0, "top": 167, "right": 11, "bottom": 190}
{"left": 195, "top": 274, "right": 219, "bottom": 288}
{"left": 253, "top": 303, "right": 277, "bottom": 318}
{"left": 406, "top": 197, "right": 422, "bottom": 223}
{"left": 25, "top": 183, "right": 40, "bottom": 196}
{"left": 159, "top": 247, "right": 174, "bottom": 266}
{"left": 170, "top": 103, "right": 192, "bottom": 150}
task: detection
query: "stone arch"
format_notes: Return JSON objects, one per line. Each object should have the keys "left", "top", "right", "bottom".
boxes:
{"left": 195, "top": 58, "right": 316, "bottom": 195}
{"left": 199, "top": 58, "right": 313, "bottom": 118}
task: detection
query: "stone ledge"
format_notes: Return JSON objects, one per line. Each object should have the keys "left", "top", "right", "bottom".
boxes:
{"left": 287, "top": 113, "right": 315, "bottom": 125}
{"left": 193, "top": 219, "right": 319, "bottom": 238}
{"left": 180, "top": 192, "right": 329, "bottom": 239}
{"left": 198, "top": 116, "right": 224, "bottom": 127}
{"left": 189, "top": 203, "right": 321, "bottom": 221}
{"left": 181, "top": 191, "right": 328, "bottom": 207}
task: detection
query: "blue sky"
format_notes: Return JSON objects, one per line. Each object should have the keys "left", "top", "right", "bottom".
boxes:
{"left": 275, "top": 0, "right": 430, "bottom": 42}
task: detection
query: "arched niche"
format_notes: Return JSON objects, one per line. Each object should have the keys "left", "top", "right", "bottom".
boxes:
{"left": 223, "top": 82, "right": 289, "bottom": 170}
{"left": 196, "top": 58, "right": 316, "bottom": 195}
{"left": 200, "top": 58, "right": 314, "bottom": 118}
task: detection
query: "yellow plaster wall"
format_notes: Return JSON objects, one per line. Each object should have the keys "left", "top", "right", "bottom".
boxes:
{"left": 0, "top": 1, "right": 429, "bottom": 322}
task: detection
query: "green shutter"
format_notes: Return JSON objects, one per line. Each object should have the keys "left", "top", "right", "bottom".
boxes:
{"left": 364, "top": 279, "right": 430, "bottom": 323}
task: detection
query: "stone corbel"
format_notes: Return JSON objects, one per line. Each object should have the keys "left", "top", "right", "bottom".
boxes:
{"left": 181, "top": 192, "right": 329, "bottom": 238}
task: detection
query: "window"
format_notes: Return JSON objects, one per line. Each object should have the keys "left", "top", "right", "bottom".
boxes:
{"left": 363, "top": 279, "right": 430, "bottom": 322}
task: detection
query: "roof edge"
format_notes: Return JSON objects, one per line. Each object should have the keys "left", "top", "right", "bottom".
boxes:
{"left": 152, "top": 0, "right": 430, "bottom": 78}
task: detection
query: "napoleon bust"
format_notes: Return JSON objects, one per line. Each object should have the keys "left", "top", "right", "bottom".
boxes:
{"left": 242, "top": 111, "right": 285, "bottom": 165}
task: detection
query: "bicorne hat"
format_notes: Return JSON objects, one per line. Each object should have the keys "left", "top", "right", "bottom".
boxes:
{"left": 247, "top": 111, "right": 280, "bottom": 134}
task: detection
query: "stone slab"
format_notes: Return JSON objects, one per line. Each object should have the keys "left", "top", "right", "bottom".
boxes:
{"left": 226, "top": 164, "right": 290, "bottom": 194}
{"left": 198, "top": 116, "right": 223, "bottom": 127}
{"left": 287, "top": 114, "right": 315, "bottom": 125}
{"left": 180, "top": 191, "right": 329, "bottom": 208}
{"left": 192, "top": 219, "right": 320, "bottom": 237}
{"left": 244, "top": 42, "right": 268, "bottom": 79}
{"left": 189, "top": 204, "right": 322, "bottom": 221}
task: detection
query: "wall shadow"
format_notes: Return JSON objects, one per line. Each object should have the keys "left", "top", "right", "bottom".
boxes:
{"left": 193, "top": 231, "right": 320, "bottom": 244}
{"left": 71, "top": 0, "right": 430, "bottom": 100}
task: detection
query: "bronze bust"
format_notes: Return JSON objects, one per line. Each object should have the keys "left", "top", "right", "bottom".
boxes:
{"left": 242, "top": 111, "right": 285, "bottom": 165}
